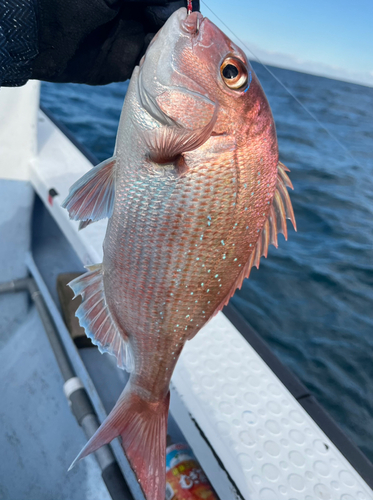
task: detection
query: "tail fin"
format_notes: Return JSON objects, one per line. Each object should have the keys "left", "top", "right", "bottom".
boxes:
{"left": 70, "top": 384, "right": 170, "bottom": 500}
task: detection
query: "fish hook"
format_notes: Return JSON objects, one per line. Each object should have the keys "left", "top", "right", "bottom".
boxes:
{"left": 187, "top": 0, "right": 192, "bottom": 15}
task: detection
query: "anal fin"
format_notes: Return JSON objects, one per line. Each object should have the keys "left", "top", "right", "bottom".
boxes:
{"left": 68, "top": 265, "right": 133, "bottom": 371}
{"left": 62, "top": 157, "right": 116, "bottom": 223}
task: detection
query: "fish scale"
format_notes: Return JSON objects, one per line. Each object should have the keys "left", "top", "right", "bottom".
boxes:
{"left": 62, "top": 8, "right": 296, "bottom": 500}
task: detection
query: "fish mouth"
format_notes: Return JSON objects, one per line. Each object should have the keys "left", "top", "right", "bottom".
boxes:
{"left": 137, "top": 8, "right": 211, "bottom": 127}
{"left": 181, "top": 11, "right": 204, "bottom": 35}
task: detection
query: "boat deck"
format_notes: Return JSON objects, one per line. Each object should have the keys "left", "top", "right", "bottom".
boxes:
{"left": 0, "top": 303, "right": 111, "bottom": 500}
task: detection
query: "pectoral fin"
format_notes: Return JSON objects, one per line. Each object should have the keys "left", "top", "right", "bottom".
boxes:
{"left": 143, "top": 122, "right": 215, "bottom": 164}
{"left": 143, "top": 89, "right": 217, "bottom": 164}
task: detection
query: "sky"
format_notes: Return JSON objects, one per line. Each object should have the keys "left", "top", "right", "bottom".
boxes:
{"left": 200, "top": 0, "right": 373, "bottom": 87}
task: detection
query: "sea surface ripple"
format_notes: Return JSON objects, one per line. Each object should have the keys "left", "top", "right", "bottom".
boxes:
{"left": 41, "top": 62, "right": 373, "bottom": 462}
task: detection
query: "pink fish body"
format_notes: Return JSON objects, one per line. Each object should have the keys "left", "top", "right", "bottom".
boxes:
{"left": 63, "top": 8, "right": 296, "bottom": 500}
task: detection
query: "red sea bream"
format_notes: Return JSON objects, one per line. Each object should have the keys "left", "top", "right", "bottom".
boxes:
{"left": 63, "top": 7, "right": 296, "bottom": 500}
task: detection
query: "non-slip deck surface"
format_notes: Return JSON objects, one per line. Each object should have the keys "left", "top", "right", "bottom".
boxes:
{"left": 174, "top": 312, "right": 373, "bottom": 500}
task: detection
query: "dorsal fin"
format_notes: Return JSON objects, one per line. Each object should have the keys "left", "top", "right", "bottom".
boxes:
{"left": 68, "top": 265, "right": 134, "bottom": 371}
{"left": 247, "top": 161, "right": 296, "bottom": 276}
{"left": 212, "top": 161, "right": 296, "bottom": 315}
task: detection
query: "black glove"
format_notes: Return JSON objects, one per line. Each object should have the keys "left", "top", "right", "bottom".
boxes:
{"left": 31, "top": 0, "right": 199, "bottom": 86}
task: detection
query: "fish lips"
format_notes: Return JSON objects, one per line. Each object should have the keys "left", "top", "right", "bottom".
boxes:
{"left": 180, "top": 11, "right": 204, "bottom": 35}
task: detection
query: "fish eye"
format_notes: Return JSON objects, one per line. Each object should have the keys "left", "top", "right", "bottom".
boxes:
{"left": 220, "top": 57, "right": 248, "bottom": 90}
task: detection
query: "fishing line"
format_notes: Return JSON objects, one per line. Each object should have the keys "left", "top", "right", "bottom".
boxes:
{"left": 201, "top": 0, "right": 360, "bottom": 166}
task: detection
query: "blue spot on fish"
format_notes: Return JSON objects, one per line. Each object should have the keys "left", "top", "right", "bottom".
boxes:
{"left": 221, "top": 240, "right": 225, "bottom": 245}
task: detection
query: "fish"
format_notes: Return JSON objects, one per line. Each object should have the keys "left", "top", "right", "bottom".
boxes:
{"left": 62, "top": 7, "right": 296, "bottom": 500}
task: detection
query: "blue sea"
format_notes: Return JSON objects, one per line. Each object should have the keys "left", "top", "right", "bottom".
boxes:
{"left": 40, "top": 62, "right": 373, "bottom": 463}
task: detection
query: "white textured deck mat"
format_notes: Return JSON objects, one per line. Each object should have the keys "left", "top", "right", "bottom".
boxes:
{"left": 174, "top": 313, "right": 372, "bottom": 499}
{"left": 31, "top": 110, "right": 373, "bottom": 500}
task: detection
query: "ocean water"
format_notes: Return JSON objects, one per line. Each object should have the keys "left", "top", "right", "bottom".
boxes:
{"left": 40, "top": 62, "right": 373, "bottom": 462}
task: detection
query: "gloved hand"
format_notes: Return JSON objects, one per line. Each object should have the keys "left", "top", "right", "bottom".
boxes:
{"left": 32, "top": 0, "right": 200, "bottom": 86}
